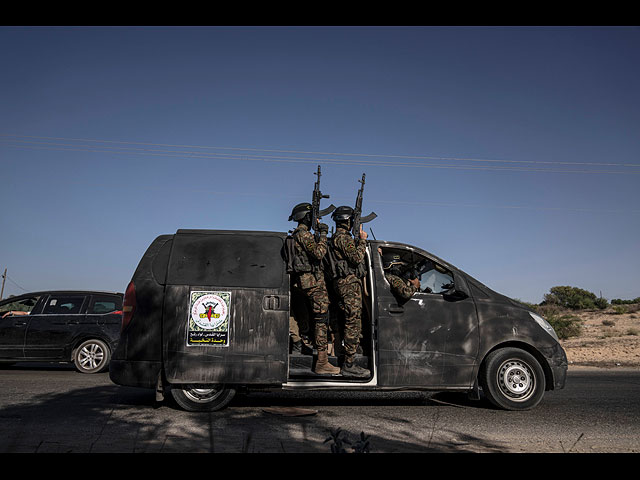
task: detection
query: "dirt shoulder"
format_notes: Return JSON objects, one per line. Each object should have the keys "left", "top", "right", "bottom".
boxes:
{"left": 559, "top": 306, "right": 640, "bottom": 369}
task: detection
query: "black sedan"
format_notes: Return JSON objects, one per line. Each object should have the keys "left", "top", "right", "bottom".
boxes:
{"left": 0, "top": 290, "right": 123, "bottom": 373}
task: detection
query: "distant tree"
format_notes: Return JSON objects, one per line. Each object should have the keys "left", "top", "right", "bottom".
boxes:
{"left": 543, "top": 286, "right": 608, "bottom": 310}
{"left": 611, "top": 297, "right": 640, "bottom": 305}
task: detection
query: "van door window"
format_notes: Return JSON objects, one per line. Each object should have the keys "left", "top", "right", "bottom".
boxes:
{"left": 378, "top": 247, "right": 454, "bottom": 295}
{"left": 420, "top": 263, "right": 454, "bottom": 294}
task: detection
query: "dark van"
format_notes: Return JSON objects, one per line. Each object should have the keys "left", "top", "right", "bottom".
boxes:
{"left": 109, "top": 229, "right": 567, "bottom": 412}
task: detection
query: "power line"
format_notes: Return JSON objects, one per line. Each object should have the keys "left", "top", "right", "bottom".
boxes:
{"left": 1, "top": 133, "right": 639, "bottom": 175}
{"left": 1, "top": 134, "right": 638, "bottom": 213}
{"left": 6, "top": 274, "right": 28, "bottom": 292}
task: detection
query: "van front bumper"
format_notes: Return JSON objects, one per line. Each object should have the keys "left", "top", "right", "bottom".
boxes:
{"left": 540, "top": 343, "right": 568, "bottom": 390}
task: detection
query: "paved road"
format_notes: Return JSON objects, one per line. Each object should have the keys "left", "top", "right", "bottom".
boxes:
{"left": 0, "top": 363, "right": 639, "bottom": 453}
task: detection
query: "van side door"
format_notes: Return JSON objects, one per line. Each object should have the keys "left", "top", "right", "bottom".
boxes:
{"left": 373, "top": 243, "right": 479, "bottom": 389}
{"left": 163, "top": 231, "right": 290, "bottom": 386}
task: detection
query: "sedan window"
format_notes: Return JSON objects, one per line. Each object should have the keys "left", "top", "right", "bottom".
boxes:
{"left": 88, "top": 295, "right": 122, "bottom": 314}
{"left": 0, "top": 296, "right": 40, "bottom": 317}
{"left": 42, "top": 296, "right": 85, "bottom": 315}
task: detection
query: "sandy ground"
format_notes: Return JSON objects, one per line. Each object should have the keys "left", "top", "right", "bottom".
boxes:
{"left": 559, "top": 306, "right": 640, "bottom": 369}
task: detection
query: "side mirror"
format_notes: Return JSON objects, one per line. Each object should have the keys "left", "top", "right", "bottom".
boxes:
{"left": 444, "top": 273, "right": 470, "bottom": 299}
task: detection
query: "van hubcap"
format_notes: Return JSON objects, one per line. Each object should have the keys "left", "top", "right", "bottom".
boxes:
{"left": 497, "top": 359, "right": 535, "bottom": 401}
{"left": 183, "top": 387, "right": 224, "bottom": 403}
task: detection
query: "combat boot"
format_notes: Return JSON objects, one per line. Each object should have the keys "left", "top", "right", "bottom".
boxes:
{"left": 314, "top": 349, "right": 341, "bottom": 375}
{"left": 291, "top": 339, "right": 303, "bottom": 354}
{"left": 340, "top": 358, "right": 370, "bottom": 378}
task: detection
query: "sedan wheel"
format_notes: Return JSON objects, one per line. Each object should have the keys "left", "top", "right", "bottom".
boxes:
{"left": 73, "top": 339, "right": 110, "bottom": 374}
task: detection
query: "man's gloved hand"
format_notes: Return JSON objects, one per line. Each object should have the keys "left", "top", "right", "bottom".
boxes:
{"left": 317, "top": 222, "right": 329, "bottom": 235}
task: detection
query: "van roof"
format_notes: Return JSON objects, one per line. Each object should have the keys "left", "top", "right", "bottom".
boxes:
{"left": 176, "top": 229, "right": 287, "bottom": 237}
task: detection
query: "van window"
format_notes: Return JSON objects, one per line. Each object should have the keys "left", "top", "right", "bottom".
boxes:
{"left": 167, "top": 233, "right": 285, "bottom": 288}
{"left": 379, "top": 247, "right": 454, "bottom": 294}
{"left": 420, "top": 264, "right": 454, "bottom": 294}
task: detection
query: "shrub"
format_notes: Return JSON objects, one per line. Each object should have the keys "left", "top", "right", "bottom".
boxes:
{"left": 512, "top": 298, "right": 539, "bottom": 311}
{"left": 543, "top": 286, "right": 608, "bottom": 310}
{"left": 611, "top": 297, "right": 640, "bottom": 305}
{"left": 612, "top": 305, "right": 628, "bottom": 315}
{"left": 547, "top": 314, "right": 582, "bottom": 340}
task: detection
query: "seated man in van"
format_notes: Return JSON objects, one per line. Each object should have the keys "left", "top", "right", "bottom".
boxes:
{"left": 380, "top": 249, "right": 421, "bottom": 301}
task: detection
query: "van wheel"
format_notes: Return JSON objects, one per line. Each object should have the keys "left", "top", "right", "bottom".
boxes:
{"left": 73, "top": 339, "right": 110, "bottom": 374}
{"left": 479, "top": 347, "right": 545, "bottom": 411}
{"left": 170, "top": 385, "right": 236, "bottom": 412}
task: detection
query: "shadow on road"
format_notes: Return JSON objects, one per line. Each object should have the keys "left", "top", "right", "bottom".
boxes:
{"left": 0, "top": 374, "right": 507, "bottom": 453}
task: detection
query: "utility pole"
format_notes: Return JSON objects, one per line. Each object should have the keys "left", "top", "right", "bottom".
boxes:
{"left": 0, "top": 268, "right": 6, "bottom": 300}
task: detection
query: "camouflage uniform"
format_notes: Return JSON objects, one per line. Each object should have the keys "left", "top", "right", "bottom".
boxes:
{"left": 385, "top": 273, "right": 419, "bottom": 301}
{"left": 292, "top": 223, "right": 330, "bottom": 351}
{"left": 331, "top": 227, "right": 368, "bottom": 362}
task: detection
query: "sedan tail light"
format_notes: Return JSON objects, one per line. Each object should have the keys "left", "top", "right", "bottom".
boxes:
{"left": 122, "top": 281, "right": 136, "bottom": 332}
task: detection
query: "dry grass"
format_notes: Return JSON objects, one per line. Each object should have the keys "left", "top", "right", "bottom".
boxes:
{"left": 559, "top": 306, "right": 640, "bottom": 368}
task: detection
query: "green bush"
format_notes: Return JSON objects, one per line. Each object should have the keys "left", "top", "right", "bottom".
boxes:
{"left": 546, "top": 314, "right": 582, "bottom": 340}
{"left": 611, "top": 298, "right": 639, "bottom": 305}
{"left": 595, "top": 297, "right": 609, "bottom": 309}
{"left": 543, "top": 286, "right": 608, "bottom": 310}
{"left": 512, "top": 298, "right": 539, "bottom": 311}
{"left": 611, "top": 297, "right": 640, "bottom": 305}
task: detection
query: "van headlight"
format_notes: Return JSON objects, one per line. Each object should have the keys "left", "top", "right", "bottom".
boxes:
{"left": 529, "top": 312, "right": 559, "bottom": 341}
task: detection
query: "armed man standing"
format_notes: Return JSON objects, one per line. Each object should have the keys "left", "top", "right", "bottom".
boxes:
{"left": 330, "top": 206, "right": 371, "bottom": 377}
{"left": 287, "top": 167, "right": 340, "bottom": 376}
{"left": 328, "top": 174, "right": 377, "bottom": 378}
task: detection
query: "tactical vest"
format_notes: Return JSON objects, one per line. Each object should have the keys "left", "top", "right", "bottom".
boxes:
{"left": 326, "top": 232, "right": 367, "bottom": 279}
{"left": 284, "top": 228, "right": 319, "bottom": 275}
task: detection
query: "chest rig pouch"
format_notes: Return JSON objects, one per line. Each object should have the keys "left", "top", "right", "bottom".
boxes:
{"left": 329, "top": 235, "right": 367, "bottom": 279}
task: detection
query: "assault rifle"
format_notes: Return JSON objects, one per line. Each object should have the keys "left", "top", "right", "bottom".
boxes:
{"left": 352, "top": 173, "right": 377, "bottom": 238}
{"left": 311, "top": 165, "right": 335, "bottom": 240}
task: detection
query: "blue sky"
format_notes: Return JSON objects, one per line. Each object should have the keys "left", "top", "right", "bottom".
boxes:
{"left": 1, "top": 26, "right": 638, "bottom": 303}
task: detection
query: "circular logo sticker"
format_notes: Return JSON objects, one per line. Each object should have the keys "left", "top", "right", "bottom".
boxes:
{"left": 191, "top": 293, "right": 228, "bottom": 330}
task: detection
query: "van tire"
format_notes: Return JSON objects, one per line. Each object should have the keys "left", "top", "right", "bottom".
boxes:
{"left": 170, "top": 385, "right": 236, "bottom": 412}
{"left": 479, "top": 347, "right": 546, "bottom": 411}
{"left": 73, "top": 339, "right": 110, "bottom": 374}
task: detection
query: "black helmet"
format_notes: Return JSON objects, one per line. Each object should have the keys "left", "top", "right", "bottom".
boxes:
{"left": 331, "top": 205, "right": 354, "bottom": 223}
{"left": 289, "top": 202, "right": 312, "bottom": 222}
{"left": 382, "top": 252, "right": 405, "bottom": 270}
